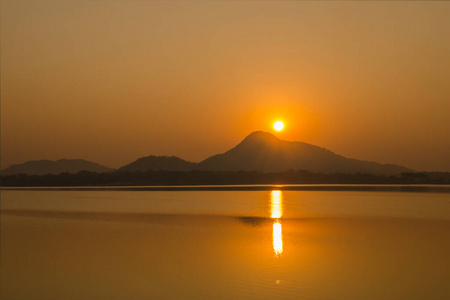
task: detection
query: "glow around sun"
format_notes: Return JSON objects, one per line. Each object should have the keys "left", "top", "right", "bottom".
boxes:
{"left": 273, "top": 121, "right": 284, "bottom": 131}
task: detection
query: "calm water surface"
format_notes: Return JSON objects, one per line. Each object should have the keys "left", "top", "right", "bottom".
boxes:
{"left": 1, "top": 186, "right": 450, "bottom": 299}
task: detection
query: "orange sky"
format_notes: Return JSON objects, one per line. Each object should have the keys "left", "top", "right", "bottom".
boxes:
{"left": 1, "top": 1, "right": 449, "bottom": 171}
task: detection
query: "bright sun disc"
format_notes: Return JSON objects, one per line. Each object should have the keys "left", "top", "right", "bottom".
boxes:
{"left": 273, "top": 121, "right": 284, "bottom": 131}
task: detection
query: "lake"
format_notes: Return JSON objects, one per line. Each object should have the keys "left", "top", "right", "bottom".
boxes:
{"left": 1, "top": 185, "right": 450, "bottom": 299}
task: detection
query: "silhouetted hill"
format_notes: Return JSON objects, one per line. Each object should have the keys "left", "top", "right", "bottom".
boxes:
{"left": 118, "top": 155, "right": 196, "bottom": 172}
{"left": 197, "top": 131, "right": 413, "bottom": 175}
{"left": 4, "top": 132, "right": 413, "bottom": 178}
{"left": 1, "top": 159, "right": 114, "bottom": 176}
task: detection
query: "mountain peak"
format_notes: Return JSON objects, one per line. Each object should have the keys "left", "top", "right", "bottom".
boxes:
{"left": 197, "top": 131, "right": 413, "bottom": 175}
{"left": 241, "top": 131, "right": 281, "bottom": 144}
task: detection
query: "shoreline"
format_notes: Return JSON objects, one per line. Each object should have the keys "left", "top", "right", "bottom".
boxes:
{"left": 2, "top": 184, "right": 450, "bottom": 193}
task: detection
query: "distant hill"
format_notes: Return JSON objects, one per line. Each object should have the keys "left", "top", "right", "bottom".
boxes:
{"left": 197, "top": 131, "right": 413, "bottom": 175}
{"left": 4, "top": 132, "right": 413, "bottom": 177}
{"left": 1, "top": 159, "right": 114, "bottom": 176}
{"left": 118, "top": 155, "right": 196, "bottom": 172}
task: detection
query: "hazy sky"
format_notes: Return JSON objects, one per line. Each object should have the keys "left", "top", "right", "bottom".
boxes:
{"left": 1, "top": 1, "right": 449, "bottom": 171}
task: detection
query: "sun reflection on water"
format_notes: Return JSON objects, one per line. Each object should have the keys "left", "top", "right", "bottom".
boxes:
{"left": 273, "top": 222, "right": 283, "bottom": 255}
{"left": 271, "top": 190, "right": 283, "bottom": 256}
{"left": 271, "top": 190, "right": 283, "bottom": 219}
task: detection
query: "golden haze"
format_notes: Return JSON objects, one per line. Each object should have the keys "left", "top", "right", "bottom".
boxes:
{"left": 1, "top": 1, "right": 449, "bottom": 171}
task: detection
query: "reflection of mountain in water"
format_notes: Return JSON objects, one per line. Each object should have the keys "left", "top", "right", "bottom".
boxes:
{"left": 237, "top": 216, "right": 270, "bottom": 227}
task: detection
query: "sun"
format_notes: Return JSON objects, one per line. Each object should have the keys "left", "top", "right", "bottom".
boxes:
{"left": 273, "top": 121, "right": 284, "bottom": 131}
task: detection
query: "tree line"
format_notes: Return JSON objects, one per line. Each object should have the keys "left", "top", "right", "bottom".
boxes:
{"left": 1, "top": 170, "right": 449, "bottom": 186}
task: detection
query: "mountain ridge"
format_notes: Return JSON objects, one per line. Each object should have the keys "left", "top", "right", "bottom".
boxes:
{"left": 196, "top": 131, "right": 412, "bottom": 175}
{"left": 118, "top": 155, "right": 196, "bottom": 172}
{"left": 1, "top": 132, "right": 414, "bottom": 176}
{"left": 1, "top": 159, "right": 114, "bottom": 176}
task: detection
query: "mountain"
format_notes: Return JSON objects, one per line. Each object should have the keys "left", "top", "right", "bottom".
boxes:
{"left": 197, "top": 131, "right": 413, "bottom": 175}
{"left": 3, "top": 132, "right": 412, "bottom": 177}
{"left": 118, "top": 155, "right": 196, "bottom": 172}
{"left": 1, "top": 159, "right": 114, "bottom": 176}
